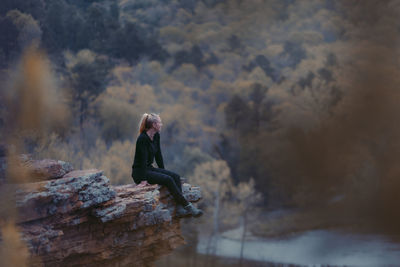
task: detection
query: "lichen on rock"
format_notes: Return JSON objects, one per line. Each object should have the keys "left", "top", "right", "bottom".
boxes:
{"left": 1, "top": 157, "right": 202, "bottom": 267}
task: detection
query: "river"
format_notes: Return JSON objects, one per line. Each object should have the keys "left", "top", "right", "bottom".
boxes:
{"left": 197, "top": 226, "right": 400, "bottom": 266}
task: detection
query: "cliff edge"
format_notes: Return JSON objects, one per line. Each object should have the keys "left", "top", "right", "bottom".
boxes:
{"left": 1, "top": 156, "right": 202, "bottom": 267}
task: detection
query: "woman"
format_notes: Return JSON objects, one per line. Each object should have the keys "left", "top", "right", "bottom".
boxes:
{"left": 131, "top": 113, "right": 203, "bottom": 217}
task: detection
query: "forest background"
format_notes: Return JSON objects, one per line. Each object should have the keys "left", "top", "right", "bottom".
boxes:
{"left": 2, "top": 0, "right": 400, "bottom": 258}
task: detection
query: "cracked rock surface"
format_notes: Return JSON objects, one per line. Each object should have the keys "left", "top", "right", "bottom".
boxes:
{"left": 1, "top": 157, "right": 202, "bottom": 267}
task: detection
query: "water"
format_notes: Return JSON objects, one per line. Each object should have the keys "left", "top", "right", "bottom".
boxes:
{"left": 197, "top": 227, "right": 400, "bottom": 266}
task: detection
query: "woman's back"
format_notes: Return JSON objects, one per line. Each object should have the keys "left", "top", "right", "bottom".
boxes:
{"left": 131, "top": 131, "right": 164, "bottom": 183}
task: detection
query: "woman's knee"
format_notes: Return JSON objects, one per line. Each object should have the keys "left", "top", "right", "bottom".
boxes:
{"left": 157, "top": 168, "right": 180, "bottom": 179}
{"left": 172, "top": 175, "right": 181, "bottom": 185}
{"left": 173, "top": 174, "right": 181, "bottom": 182}
{"left": 165, "top": 172, "right": 180, "bottom": 183}
{"left": 168, "top": 171, "right": 180, "bottom": 179}
{"left": 162, "top": 176, "right": 175, "bottom": 185}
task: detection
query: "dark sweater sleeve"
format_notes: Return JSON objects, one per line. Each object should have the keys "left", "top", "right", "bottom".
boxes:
{"left": 155, "top": 134, "right": 165, "bottom": 169}
{"left": 132, "top": 137, "right": 148, "bottom": 179}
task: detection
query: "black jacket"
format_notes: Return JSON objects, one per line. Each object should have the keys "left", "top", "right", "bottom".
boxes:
{"left": 131, "top": 131, "right": 164, "bottom": 184}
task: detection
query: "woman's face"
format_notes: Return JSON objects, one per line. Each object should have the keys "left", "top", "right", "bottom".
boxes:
{"left": 153, "top": 116, "right": 163, "bottom": 132}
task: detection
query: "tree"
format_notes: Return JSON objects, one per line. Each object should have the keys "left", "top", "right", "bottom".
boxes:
{"left": 171, "top": 45, "right": 205, "bottom": 71}
{"left": 42, "top": 0, "right": 68, "bottom": 52}
{"left": 224, "top": 94, "right": 250, "bottom": 131}
{"left": 0, "top": 0, "right": 45, "bottom": 20}
{"left": 108, "top": 22, "right": 144, "bottom": 62}
{"left": 87, "top": 3, "right": 108, "bottom": 51}
{"left": 6, "top": 10, "right": 42, "bottom": 50}
{"left": 0, "top": 15, "right": 18, "bottom": 61}
{"left": 232, "top": 178, "right": 263, "bottom": 265}
{"left": 65, "top": 50, "right": 111, "bottom": 135}
{"left": 189, "top": 160, "right": 233, "bottom": 256}
{"left": 249, "top": 83, "right": 268, "bottom": 132}
{"left": 0, "top": 10, "right": 42, "bottom": 62}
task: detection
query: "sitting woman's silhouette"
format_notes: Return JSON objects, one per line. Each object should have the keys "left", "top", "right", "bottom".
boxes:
{"left": 131, "top": 113, "right": 203, "bottom": 217}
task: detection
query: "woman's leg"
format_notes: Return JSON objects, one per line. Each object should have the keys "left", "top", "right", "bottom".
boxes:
{"left": 149, "top": 168, "right": 182, "bottom": 192}
{"left": 145, "top": 169, "right": 189, "bottom": 206}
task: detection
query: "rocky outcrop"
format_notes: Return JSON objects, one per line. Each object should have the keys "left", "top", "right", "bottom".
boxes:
{"left": 1, "top": 156, "right": 202, "bottom": 267}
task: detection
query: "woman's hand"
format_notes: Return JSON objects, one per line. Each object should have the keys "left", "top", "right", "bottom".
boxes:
{"left": 137, "top": 180, "right": 150, "bottom": 187}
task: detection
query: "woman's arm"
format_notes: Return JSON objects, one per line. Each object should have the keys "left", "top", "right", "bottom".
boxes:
{"left": 138, "top": 138, "right": 148, "bottom": 168}
{"left": 132, "top": 137, "right": 149, "bottom": 179}
{"left": 155, "top": 133, "right": 165, "bottom": 169}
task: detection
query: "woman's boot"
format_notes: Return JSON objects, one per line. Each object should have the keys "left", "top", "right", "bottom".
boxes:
{"left": 184, "top": 203, "right": 203, "bottom": 217}
{"left": 175, "top": 204, "right": 190, "bottom": 217}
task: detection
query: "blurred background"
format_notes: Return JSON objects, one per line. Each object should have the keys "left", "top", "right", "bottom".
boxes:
{"left": 2, "top": 0, "right": 400, "bottom": 266}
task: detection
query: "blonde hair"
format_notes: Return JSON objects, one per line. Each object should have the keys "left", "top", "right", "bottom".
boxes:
{"left": 138, "top": 113, "right": 160, "bottom": 135}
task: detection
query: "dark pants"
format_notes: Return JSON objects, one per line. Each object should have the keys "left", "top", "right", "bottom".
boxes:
{"left": 145, "top": 167, "right": 189, "bottom": 206}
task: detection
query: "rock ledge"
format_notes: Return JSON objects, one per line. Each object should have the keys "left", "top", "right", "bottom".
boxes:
{"left": 2, "top": 157, "right": 202, "bottom": 267}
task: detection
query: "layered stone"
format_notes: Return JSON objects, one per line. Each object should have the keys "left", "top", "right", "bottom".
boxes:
{"left": 1, "top": 158, "right": 202, "bottom": 266}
